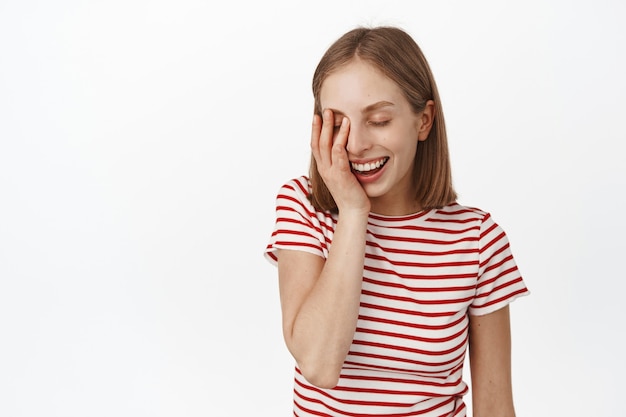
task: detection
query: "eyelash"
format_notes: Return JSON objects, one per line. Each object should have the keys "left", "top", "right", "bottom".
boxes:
{"left": 369, "top": 121, "right": 390, "bottom": 127}
{"left": 334, "top": 121, "right": 390, "bottom": 130}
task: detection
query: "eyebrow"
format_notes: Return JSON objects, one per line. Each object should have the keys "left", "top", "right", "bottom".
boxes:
{"left": 363, "top": 100, "right": 395, "bottom": 113}
{"left": 329, "top": 100, "right": 395, "bottom": 117}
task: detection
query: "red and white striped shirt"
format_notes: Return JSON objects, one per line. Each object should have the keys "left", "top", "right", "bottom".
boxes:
{"left": 265, "top": 176, "right": 529, "bottom": 417}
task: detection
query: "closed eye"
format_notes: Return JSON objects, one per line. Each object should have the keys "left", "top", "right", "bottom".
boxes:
{"left": 369, "top": 120, "right": 390, "bottom": 127}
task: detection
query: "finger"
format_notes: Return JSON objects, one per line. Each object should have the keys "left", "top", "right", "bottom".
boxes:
{"left": 310, "top": 113, "right": 323, "bottom": 165}
{"left": 331, "top": 117, "right": 351, "bottom": 170}
{"left": 318, "top": 109, "right": 335, "bottom": 166}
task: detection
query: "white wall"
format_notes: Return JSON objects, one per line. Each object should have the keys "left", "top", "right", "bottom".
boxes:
{"left": 1, "top": 0, "right": 624, "bottom": 415}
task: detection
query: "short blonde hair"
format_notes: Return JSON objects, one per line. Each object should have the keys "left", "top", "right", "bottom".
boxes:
{"left": 309, "top": 26, "right": 456, "bottom": 212}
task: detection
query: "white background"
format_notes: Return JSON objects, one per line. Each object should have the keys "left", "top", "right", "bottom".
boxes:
{"left": 1, "top": 0, "right": 624, "bottom": 415}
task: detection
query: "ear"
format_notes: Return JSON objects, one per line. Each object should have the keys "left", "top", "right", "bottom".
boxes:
{"left": 416, "top": 100, "right": 435, "bottom": 141}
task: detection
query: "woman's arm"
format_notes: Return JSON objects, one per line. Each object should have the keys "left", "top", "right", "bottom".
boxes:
{"left": 468, "top": 305, "right": 517, "bottom": 417}
{"left": 276, "top": 110, "right": 370, "bottom": 389}
{"left": 277, "top": 208, "right": 367, "bottom": 388}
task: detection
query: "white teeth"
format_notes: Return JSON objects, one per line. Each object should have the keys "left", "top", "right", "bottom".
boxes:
{"left": 351, "top": 158, "right": 388, "bottom": 173}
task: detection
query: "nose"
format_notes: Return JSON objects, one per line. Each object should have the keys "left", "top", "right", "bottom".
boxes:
{"left": 345, "top": 123, "right": 372, "bottom": 156}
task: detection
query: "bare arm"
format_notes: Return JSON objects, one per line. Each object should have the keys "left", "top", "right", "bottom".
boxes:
{"left": 277, "top": 111, "right": 370, "bottom": 389}
{"left": 277, "top": 210, "right": 367, "bottom": 388}
{"left": 468, "top": 305, "right": 516, "bottom": 417}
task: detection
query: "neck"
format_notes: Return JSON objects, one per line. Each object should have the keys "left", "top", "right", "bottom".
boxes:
{"left": 370, "top": 195, "right": 422, "bottom": 216}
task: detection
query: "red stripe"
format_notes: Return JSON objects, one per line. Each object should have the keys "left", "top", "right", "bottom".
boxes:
{"left": 473, "top": 279, "right": 526, "bottom": 307}
{"left": 358, "top": 312, "right": 465, "bottom": 331}
{"left": 366, "top": 253, "right": 478, "bottom": 269}
{"left": 347, "top": 343, "right": 467, "bottom": 368}
{"left": 340, "top": 370, "right": 463, "bottom": 388}
{"left": 480, "top": 230, "right": 505, "bottom": 254}
{"left": 482, "top": 253, "right": 514, "bottom": 275}
{"left": 359, "top": 302, "right": 456, "bottom": 318}
{"left": 352, "top": 334, "right": 467, "bottom": 357}
{"left": 364, "top": 265, "right": 476, "bottom": 281}
{"left": 342, "top": 359, "right": 461, "bottom": 376}
{"left": 380, "top": 224, "right": 480, "bottom": 235}
{"left": 361, "top": 289, "right": 474, "bottom": 306}
{"left": 367, "top": 240, "right": 478, "bottom": 257}
{"left": 355, "top": 325, "right": 466, "bottom": 345}
{"left": 274, "top": 240, "right": 323, "bottom": 252}
{"left": 368, "top": 232, "right": 478, "bottom": 246}
{"left": 363, "top": 276, "right": 475, "bottom": 293}
{"left": 476, "top": 266, "right": 518, "bottom": 291}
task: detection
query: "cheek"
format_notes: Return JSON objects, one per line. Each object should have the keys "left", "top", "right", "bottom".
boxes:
{"left": 387, "top": 127, "right": 417, "bottom": 151}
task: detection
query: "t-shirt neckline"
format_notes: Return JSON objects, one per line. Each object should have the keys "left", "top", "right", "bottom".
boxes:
{"left": 367, "top": 209, "right": 437, "bottom": 227}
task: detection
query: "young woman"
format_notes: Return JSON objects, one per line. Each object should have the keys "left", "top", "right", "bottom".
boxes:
{"left": 265, "top": 26, "right": 529, "bottom": 417}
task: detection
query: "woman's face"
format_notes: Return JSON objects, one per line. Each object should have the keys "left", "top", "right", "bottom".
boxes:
{"left": 320, "top": 59, "right": 434, "bottom": 215}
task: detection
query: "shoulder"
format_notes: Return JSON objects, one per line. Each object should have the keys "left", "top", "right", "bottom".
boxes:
{"left": 274, "top": 176, "right": 335, "bottom": 223}
{"left": 274, "top": 176, "right": 314, "bottom": 214}
{"left": 276, "top": 176, "right": 312, "bottom": 200}
{"left": 428, "top": 203, "right": 506, "bottom": 239}
{"left": 430, "top": 202, "right": 492, "bottom": 223}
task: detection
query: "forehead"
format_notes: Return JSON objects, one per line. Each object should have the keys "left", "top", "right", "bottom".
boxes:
{"left": 320, "top": 59, "right": 406, "bottom": 110}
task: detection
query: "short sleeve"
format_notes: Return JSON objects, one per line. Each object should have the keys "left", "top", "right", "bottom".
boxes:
{"left": 469, "top": 213, "right": 529, "bottom": 316}
{"left": 264, "top": 177, "right": 331, "bottom": 266}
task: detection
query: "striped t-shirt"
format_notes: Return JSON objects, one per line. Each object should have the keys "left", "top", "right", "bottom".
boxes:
{"left": 265, "top": 176, "right": 529, "bottom": 417}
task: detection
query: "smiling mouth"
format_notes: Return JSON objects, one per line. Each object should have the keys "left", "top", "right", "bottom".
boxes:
{"left": 351, "top": 157, "right": 389, "bottom": 175}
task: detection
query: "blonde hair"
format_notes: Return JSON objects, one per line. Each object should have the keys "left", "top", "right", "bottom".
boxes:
{"left": 309, "top": 26, "right": 456, "bottom": 212}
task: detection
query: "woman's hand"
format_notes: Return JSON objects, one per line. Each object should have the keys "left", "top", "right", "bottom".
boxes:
{"left": 311, "top": 109, "right": 371, "bottom": 214}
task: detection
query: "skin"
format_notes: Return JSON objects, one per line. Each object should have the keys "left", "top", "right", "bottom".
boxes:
{"left": 469, "top": 305, "right": 516, "bottom": 417}
{"left": 277, "top": 58, "right": 517, "bottom": 416}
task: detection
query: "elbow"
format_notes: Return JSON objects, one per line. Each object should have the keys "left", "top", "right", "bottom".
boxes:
{"left": 285, "top": 334, "right": 345, "bottom": 389}
{"left": 299, "top": 362, "right": 341, "bottom": 389}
